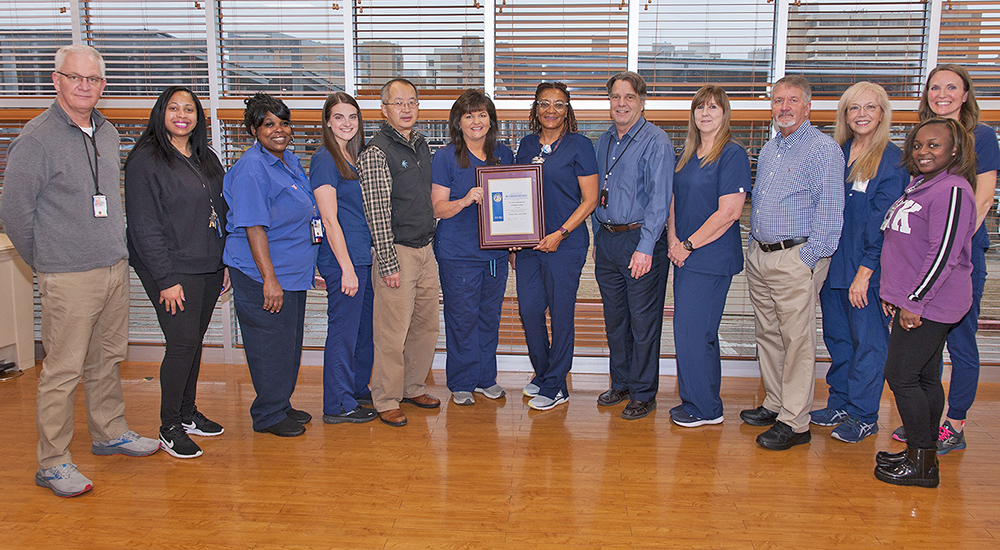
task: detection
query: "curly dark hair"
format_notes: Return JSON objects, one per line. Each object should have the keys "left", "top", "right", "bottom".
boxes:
{"left": 528, "top": 82, "right": 578, "bottom": 135}
{"left": 242, "top": 92, "right": 291, "bottom": 137}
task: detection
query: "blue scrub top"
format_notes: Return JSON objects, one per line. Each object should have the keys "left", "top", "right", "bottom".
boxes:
{"left": 972, "top": 123, "right": 1000, "bottom": 250}
{"left": 223, "top": 142, "right": 319, "bottom": 291}
{"left": 672, "top": 140, "right": 749, "bottom": 277}
{"left": 515, "top": 132, "right": 598, "bottom": 251}
{"left": 309, "top": 147, "right": 373, "bottom": 268}
{"left": 827, "top": 140, "right": 908, "bottom": 289}
{"left": 432, "top": 142, "right": 515, "bottom": 262}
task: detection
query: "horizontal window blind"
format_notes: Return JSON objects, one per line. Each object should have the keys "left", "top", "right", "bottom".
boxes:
{"left": 638, "top": 1, "right": 775, "bottom": 98}
{"left": 353, "top": 0, "right": 484, "bottom": 99}
{"left": 0, "top": 0, "right": 74, "bottom": 96}
{"left": 218, "top": 0, "right": 346, "bottom": 97}
{"left": 939, "top": 0, "right": 1000, "bottom": 98}
{"left": 83, "top": 1, "right": 210, "bottom": 96}
{"left": 786, "top": 0, "right": 928, "bottom": 99}
{"left": 494, "top": 1, "right": 628, "bottom": 99}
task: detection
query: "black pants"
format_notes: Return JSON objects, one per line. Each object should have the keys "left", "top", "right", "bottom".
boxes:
{"left": 884, "top": 312, "right": 950, "bottom": 449}
{"left": 136, "top": 268, "right": 225, "bottom": 427}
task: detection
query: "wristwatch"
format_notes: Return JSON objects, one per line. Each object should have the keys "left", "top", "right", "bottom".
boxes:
{"left": 559, "top": 226, "right": 570, "bottom": 240}
{"left": 682, "top": 239, "right": 694, "bottom": 252}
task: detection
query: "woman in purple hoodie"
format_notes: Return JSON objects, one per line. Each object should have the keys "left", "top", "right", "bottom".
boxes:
{"left": 874, "top": 117, "right": 978, "bottom": 488}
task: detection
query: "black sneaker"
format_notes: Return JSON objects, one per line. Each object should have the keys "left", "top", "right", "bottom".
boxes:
{"left": 159, "top": 424, "right": 203, "bottom": 459}
{"left": 323, "top": 405, "right": 378, "bottom": 424}
{"left": 181, "top": 410, "right": 225, "bottom": 437}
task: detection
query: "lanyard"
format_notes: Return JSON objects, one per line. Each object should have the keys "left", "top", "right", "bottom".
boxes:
{"left": 80, "top": 121, "right": 101, "bottom": 195}
{"left": 602, "top": 119, "right": 645, "bottom": 190}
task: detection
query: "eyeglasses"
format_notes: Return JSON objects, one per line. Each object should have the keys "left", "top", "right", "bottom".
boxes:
{"left": 56, "top": 71, "right": 104, "bottom": 86}
{"left": 537, "top": 100, "right": 568, "bottom": 111}
{"left": 382, "top": 99, "right": 419, "bottom": 110}
{"left": 848, "top": 103, "right": 880, "bottom": 115}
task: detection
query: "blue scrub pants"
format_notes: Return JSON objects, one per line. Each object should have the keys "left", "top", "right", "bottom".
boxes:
{"left": 943, "top": 234, "right": 986, "bottom": 421}
{"left": 354, "top": 278, "right": 375, "bottom": 399}
{"left": 438, "top": 258, "right": 508, "bottom": 393}
{"left": 819, "top": 280, "right": 890, "bottom": 423}
{"left": 673, "top": 268, "right": 732, "bottom": 420}
{"left": 516, "top": 246, "right": 587, "bottom": 399}
{"left": 319, "top": 263, "right": 372, "bottom": 416}
{"left": 231, "top": 268, "right": 306, "bottom": 430}
{"left": 594, "top": 229, "right": 669, "bottom": 402}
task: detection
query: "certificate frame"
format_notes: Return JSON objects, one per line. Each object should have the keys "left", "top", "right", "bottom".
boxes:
{"left": 476, "top": 164, "right": 546, "bottom": 249}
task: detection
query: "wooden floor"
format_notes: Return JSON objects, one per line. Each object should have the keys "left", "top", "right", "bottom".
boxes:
{"left": 1, "top": 362, "right": 998, "bottom": 549}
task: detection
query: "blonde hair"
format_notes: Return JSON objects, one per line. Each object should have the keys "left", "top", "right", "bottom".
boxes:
{"left": 834, "top": 81, "right": 892, "bottom": 184}
{"left": 676, "top": 85, "right": 736, "bottom": 172}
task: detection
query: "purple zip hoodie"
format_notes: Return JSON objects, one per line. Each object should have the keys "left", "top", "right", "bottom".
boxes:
{"left": 879, "top": 170, "right": 976, "bottom": 324}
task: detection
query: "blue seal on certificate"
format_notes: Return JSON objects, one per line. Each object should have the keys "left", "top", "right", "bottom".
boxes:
{"left": 492, "top": 192, "right": 504, "bottom": 221}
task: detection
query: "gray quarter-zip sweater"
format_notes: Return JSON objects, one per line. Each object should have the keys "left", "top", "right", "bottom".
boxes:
{"left": 0, "top": 100, "right": 126, "bottom": 273}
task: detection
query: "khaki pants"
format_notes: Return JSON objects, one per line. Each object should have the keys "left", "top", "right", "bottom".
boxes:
{"left": 35, "top": 259, "right": 130, "bottom": 468}
{"left": 370, "top": 243, "right": 440, "bottom": 412}
{"left": 746, "top": 244, "right": 829, "bottom": 433}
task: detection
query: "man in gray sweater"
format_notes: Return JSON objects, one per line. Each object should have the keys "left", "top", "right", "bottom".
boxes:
{"left": 0, "top": 45, "right": 159, "bottom": 498}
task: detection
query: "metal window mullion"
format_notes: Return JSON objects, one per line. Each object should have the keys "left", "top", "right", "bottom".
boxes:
{"left": 626, "top": 0, "right": 638, "bottom": 72}
{"left": 70, "top": 0, "right": 84, "bottom": 45}
{"left": 926, "top": 0, "right": 943, "bottom": 77}
{"left": 772, "top": 0, "right": 790, "bottom": 85}
{"left": 485, "top": 0, "right": 495, "bottom": 97}
{"left": 343, "top": 1, "right": 355, "bottom": 95}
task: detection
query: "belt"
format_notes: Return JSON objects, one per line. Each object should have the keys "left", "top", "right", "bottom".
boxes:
{"left": 757, "top": 236, "right": 808, "bottom": 252}
{"left": 601, "top": 222, "right": 643, "bottom": 233}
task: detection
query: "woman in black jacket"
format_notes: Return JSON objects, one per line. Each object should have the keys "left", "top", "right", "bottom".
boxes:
{"left": 125, "top": 86, "right": 228, "bottom": 459}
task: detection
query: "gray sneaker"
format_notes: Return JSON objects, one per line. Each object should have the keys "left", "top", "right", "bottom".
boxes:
{"left": 522, "top": 382, "right": 540, "bottom": 398}
{"left": 528, "top": 391, "right": 569, "bottom": 411}
{"left": 91, "top": 429, "right": 160, "bottom": 456}
{"left": 474, "top": 384, "right": 506, "bottom": 399}
{"left": 35, "top": 463, "right": 93, "bottom": 497}
{"left": 452, "top": 391, "right": 475, "bottom": 406}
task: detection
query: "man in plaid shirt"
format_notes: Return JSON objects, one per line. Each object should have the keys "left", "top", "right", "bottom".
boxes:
{"left": 357, "top": 78, "right": 441, "bottom": 427}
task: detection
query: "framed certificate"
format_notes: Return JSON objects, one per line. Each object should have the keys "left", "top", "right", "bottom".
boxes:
{"left": 476, "top": 164, "right": 546, "bottom": 249}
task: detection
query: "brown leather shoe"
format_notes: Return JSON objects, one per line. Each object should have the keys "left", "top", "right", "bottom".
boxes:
{"left": 378, "top": 409, "right": 407, "bottom": 427}
{"left": 401, "top": 393, "right": 441, "bottom": 409}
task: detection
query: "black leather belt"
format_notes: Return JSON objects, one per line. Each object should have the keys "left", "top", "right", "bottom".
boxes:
{"left": 758, "top": 236, "right": 808, "bottom": 252}
{"left": 601, "top": 222, "right": 642, "bottom": 233}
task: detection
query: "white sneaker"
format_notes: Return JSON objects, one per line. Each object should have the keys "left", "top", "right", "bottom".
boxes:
{"left": 35, "top": 463, "right": 93, "bottom": 497}
{"left": 452, "top": 391, "right": 475, "bottom": 406}
{"left": 474, "top": 384, "right": 506, "bottom": 400}
{"left": 91, "top": 429, "right": 160, "bottom": 456}
{"left": 528, "top": 391, "right": 569, "bottom": 411}
{"left": 522, "top": 382, "right": 540, "bottom": 398}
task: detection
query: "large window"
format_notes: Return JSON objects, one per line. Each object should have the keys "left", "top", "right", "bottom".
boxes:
{"left": 494, "top": 1, "right": 628, "bottom": 98}
{"left": 354, "top": 0, "right": 484, "bottom": 99}
{"left": 939, "top": 0, "right": 1000, "bottom": 98}
{"left": 0, "top": 0, "right": 74, "bottom": 95}
{"left": 786, "top": 0, "right": 928, "bottom": 98}
{"left": 638, "top": 0, "right": 775, "bottom": 98}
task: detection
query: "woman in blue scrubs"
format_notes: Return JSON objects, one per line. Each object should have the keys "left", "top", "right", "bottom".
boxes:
{"left": 224, "top": 93, "right": 319, "bottom": 437}
{"left": 514, "top": 82, "right": 598, "bottom": 411}
{"left": 811, "top": 81, "right": 908, "bottom": 443}
{"left": 892, "top": 65, "right": 1000, "bottom": 452}
{"left": 666, "top": 85, "right": 749, "bottom": 427}
{"left": 432, "top": 89, "right": 514, "bottom": 406}
{"left": 310, "top": 92, "right": 377, "bottom": 425}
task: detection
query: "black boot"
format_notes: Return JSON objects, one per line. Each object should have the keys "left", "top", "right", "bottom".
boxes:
{"left": 875, "top": 448, "right": 907, "bottom": 466}
{"left": 874, "top": 446, "right": 939, "bottom": 488}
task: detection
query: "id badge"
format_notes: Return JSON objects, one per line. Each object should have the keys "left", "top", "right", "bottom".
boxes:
{"left": 599, "top": 188, "right": 609, "bottom": 208}
{"left": 93, "top": 194, "right": 108, "bottom": 218}
{"left": 310, "top": 216, "right": 323, "bottom": 245}
{"left": 851, "top": 178, "right": 870, "bottom": 193}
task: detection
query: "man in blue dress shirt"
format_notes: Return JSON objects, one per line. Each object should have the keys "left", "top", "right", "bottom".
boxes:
{"left": 592, "top": 72, "right": 673, "bottom": 420}
{"left": 741, "top": 75, "right": 845, "bottom": 450}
